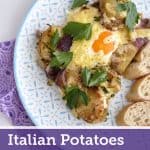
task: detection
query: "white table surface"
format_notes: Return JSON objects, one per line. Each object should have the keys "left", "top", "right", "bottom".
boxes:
{"left": 0, "top": 0, "right": 35, "bottom": 126}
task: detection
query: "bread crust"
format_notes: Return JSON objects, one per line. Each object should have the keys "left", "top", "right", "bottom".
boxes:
{"left": 124, "top": 42, "right": 150, "bottom": 80}
{"left": 116, "top": 105, "right": 130, "bottom": 126}
{"left": 116, "top": 101, "right": 150, "bottom": 126}
{"left": 111, "top": 43, "right": 138, "bottom": 74}
{"left": 127, "top": 74, "right": 150, "bottom": 101}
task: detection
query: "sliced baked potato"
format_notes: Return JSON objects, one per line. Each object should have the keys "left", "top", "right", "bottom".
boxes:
{"left": 73, "top": 88, "right": 108, "bottom": 123}
{"left": 99, "top": 0, "right": 128, "bottom": 30}
{"left": 66, "top": 67, "right": 121, "bottom": 123}
{"left": 38, "top": 26, "right": 61, "bottom": 68}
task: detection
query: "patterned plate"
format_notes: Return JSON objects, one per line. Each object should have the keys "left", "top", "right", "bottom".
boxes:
{"left": 14, "top": 0, "right": 150, "bottom": 126}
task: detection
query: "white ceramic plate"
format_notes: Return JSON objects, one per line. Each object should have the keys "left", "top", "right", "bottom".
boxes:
{"left": 14, "top": 0, "right": 150, "bottom": 126}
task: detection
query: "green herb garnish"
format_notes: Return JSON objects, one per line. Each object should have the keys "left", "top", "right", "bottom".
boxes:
{"left": 50, "top": 29, "right": 60, "bottom": 49}
{"left": 88, "top": 71, "right": 108, "bottom": 87}
{"left": 64, "top": 87, "right": 89, "bottom": 109}
{"left": 72, "top": 0, "right": 88, "bottom": 9}
{"left": 50, "top": 51, "right": 73, "bottom": 69}
{"left": 117, "top": 3, "right": 128, "bottom": 12}
{"left": 63, "top": 22, "right": 92, "bottom": 40}
{"left": 117, "top": 2, "right": 139, "bottom": 30}
{"left": 81, "top": 67, "right": 108, "bottom": 87}
{"left": 81, "top": 67, "right": 91, "bottom": 87}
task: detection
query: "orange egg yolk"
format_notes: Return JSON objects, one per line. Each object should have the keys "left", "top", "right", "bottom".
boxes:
{"left": 92, "top": 31, "right": 114, "bottom": 54}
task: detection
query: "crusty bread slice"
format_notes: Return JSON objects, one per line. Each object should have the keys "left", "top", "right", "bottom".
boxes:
{"left": 127, "top": 75, "right": 150, "bottom": 101}
{"left": 130, "top": 29, "right": 150, "bottom": 40}
{"left": 117, "top": 101, "right": 150, "bottom": 126}
{"left": 124, "top": 42, "right": 150, "bottom": 80}
{"left": 111, "top": 43, "right": 138, "bottom": 74}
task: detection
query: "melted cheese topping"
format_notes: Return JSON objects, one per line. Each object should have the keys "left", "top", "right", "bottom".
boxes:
{"left": 67, "top": 6, "right": 130, "bottom": 69}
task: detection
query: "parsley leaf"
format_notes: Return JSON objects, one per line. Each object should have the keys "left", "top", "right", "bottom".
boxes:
{"left": 72, "top": 0, "right": 88, "bottom": 9}
{"left": 50, "top": 51, "right": 73, "bottom": 69}
{"left": 81, "top": 67, "right": 91, "bottom": 86}
{"left": 89, "top": 70, "right": 107, "bottom": 87}
{"left": 81, "top": 68, "right": 108, "bottom": 87}
{"left": 64, "top": 87, "right": 89, "bottom": 109}
{"left": 125, "top": 2, "right": 139, "bottom": 31}
{"left": 63, "top": 22, "right": 92, "bottom": 40}
{"left": 117, "top": 2, "right": 139, "bottom": 30}
{"left": 117, "top": 3, "right": 128, "bottom": 12}
{"left": 50, "top": 29, "right": 60, "bottom": 49}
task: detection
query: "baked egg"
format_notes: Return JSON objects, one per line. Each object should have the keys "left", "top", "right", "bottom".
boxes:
{"left": 67, "top": 6, "right": 129, "bottom": 69}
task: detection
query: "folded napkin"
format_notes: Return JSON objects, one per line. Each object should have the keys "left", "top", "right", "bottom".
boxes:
{"left": 0, "top": 40, "right": 33, "bottom": 126}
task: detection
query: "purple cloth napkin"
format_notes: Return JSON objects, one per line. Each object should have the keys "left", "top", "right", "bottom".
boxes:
{"left": 0, "top": 40, "right": 33, "bottom": 126}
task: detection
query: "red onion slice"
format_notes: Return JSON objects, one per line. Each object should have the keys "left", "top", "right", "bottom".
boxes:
{"left": 55, "top": 70, "right": 67, "bottom": 88}
{"left": 133, "top": 37, "right": 149, "bottom": 50}
{"left": 57, "top": 35, "right": 73, "bottom": 52}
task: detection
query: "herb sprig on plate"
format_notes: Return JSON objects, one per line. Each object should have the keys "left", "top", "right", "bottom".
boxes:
{"left": 72, "top": 0, "right": 88, "bottom": 9}
{"left": 63, "top": 22, "right": 92, "bottom": 40}
{"left": 81, "top": 67, "right": 108, "bottom": 87}
{"left": 50, "top": 51, "right": 73, "bottom": 69}
{"left": 50, "top": 29, "right": 60, "bottom": 50}
{"left": 64, "top": 86, "right": 89, "bottom": 109}
{"left": 117, "top": 2, "right": 139, "bottom": 30}
{"left": 49, "top": 30, "right": 73, "bottom": 69}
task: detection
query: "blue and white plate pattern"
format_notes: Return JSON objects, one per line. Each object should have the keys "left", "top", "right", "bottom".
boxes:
{"left": 14, "top": 0, "right": 150, "bottom": 126}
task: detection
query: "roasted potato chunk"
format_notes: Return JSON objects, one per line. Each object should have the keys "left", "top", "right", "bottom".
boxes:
{"left": 99, "top": 0, "right": 128, "bottom": 30}
{"left": 38, "top": 26, "right": 62, "bottom": 61}
{"left": 66, "top": 67, "right": 120, "bottom": 123}
{"left": 73, "top": 88, "right": 108, "bottom": 123}
{"left": 38, "top": 26, "right": 52, "bottom": 61}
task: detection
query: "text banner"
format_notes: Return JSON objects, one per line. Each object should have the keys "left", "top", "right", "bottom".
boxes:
{"left": 0, "top": 129, "right": 150, "bottom": 150}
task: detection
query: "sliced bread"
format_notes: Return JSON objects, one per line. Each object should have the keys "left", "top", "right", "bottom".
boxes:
{"left": 111, "top": 43, "right": 138, "bottom": 74}
{"left": 117, "top": 101, "right": 150, "bottom": 126}
{"left": 127, "top": 75, "right": 150, "bottom": 101}
{"left": 124, "top": 42, "right": 150, "bottom": 80}
{"left": 130, "top": 29, "right": 150, "bottom": 40}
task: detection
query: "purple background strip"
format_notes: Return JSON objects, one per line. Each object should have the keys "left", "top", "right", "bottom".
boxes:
{"left": 0, "top": 129, "right": 150, "bottom": 150}
{"left": 0, "top": 40, "right": 33, "bottom": 126}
